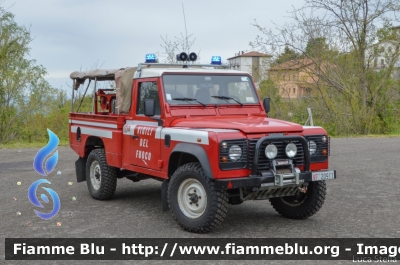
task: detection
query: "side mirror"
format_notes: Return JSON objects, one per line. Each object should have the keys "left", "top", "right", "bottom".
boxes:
{"left": 263, "top": 98, "right": 270, "bottom": 114}
{"left": 144, "top": 99, "right": 155, "bottom": 116}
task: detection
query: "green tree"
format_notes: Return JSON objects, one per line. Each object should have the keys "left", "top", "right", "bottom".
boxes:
{"left": 376, "top": 23, "right": 398, "bottom": 42}
{"left": 273, "top": 46, "right": 300, "bottom": 65}
{"left": 305, "top": 37, "right": 329, "bottom": 57}
{"left": 0, "top": 6, "right": 57, "bottom": 143}
{"left": 258, "top": 79, "right": 286, "bottom": 118}
{"left": 252, "top": 0, "right": 400, "bottom": 135}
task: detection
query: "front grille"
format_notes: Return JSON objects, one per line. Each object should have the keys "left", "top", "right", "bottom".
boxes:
{"left": 220, "top": 135, "right": 329, "bottom": 172}
{"left": 248, "top": 139, "right": 305, "bottom": 171}
{"left": 219, "top": 139, "right": 248, "bottom": 170}
{"left": 305, "top": 135, "right": 329, "bottom": 163}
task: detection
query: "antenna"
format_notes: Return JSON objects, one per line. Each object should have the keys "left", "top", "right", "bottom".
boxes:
{"left": 182, "top": 3, "right": 189, "bottom": 54}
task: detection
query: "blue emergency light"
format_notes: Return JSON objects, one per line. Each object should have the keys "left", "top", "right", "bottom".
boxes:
{"left": 145, "top": 54, "right": 157, "bottom": 63}
{"left": 211, "top": 56, "right": 222, "bottom": 65}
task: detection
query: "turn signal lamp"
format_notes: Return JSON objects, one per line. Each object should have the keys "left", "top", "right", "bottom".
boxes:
{"left": 145, "top": 54, "right": 157, "bottom": 63}
{"left": 322, "top": 149, "right": 328, "bottom": 156}
{"left": 211, "top": 56, "right": 222, "bottom": 65}
{"left": 221, "top": 142, "right": 228, "bottom": 148}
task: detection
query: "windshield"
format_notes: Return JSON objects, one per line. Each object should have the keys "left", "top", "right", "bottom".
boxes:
{"left": 162, "top": 74, "right": 259, "bottom": 105}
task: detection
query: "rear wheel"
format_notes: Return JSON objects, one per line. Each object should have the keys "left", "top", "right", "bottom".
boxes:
{"left": 269, "top": 181, "right": 326, "bottom": 219}
{"left": 168, "top": 163, "right": 228, "bottom": 233}
{"left": 86, "top": 149, "right": 117, "bottom": 200}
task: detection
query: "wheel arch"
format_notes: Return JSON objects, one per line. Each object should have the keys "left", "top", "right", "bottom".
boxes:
{"left": 85, "top": 136, "right": 104, "bottom": 155}
{"left": 85, "top": 136, "right": 119, "bottom": 164}
{"left": 168, "top": 143, "right": 213, "bottom": 179}
{"left": 75, "top": 137, "right": 105, "bottom": 183}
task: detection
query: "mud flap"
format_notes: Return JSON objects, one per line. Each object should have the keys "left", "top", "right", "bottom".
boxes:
{"left": 161, "top": 180, "right": 169, "bottom": 212}
{"left": 75, "top": 157, "right": 87, "bottom": 182}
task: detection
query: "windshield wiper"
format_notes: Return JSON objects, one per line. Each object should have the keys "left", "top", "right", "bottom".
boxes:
{"left": 172, "top": 97, "right": 206, "bottom": 107}
{"left": 211, "top": 96, "right": 243, "bottom": 107}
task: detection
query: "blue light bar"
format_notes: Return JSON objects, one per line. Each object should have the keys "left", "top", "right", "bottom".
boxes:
{"left": 211, "top": 56, "right": 222, "bottom": 65}
{"left": 145, "top": 54, "right": 157, "bottom": 63}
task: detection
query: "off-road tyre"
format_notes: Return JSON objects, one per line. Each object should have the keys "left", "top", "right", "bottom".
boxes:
{"left": 269, "top": 181, "right": 326, "bottom": 219}
{"left": 86, "top": 148, "right": 117, "bottom": 200}
{"left": 168, "top": 162, "right": 228, "bottom": 233}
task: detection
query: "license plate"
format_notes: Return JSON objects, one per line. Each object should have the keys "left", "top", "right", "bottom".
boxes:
{"left": 311, "top": 170, "right": 335, "bottom": 181}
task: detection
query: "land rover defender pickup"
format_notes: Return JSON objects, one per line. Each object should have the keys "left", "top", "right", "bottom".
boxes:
{"left": 69, "top": 54, "right": 336, "bottom": 233}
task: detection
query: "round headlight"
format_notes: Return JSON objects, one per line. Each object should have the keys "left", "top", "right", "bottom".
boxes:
{"left": 308, "top": 140, "right": 317, "bottom": 155}
{"left": 285, "top": 143, "right": 297, "bottom": 158}
{"left": 322, "top": 136, "right": 327, "bottom": 142}
{"left": 265, "top": 144, "right": 278, "bottom": 159}
{"left": 229, "top": 145, "right": 242, "bottom": 161}
{"left": 221, "top": 141, "right": 228, "bottom": 148}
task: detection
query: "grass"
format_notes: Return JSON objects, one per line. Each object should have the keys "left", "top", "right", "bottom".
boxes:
{"left": 329, "top": 132, "right": 400, "bottom": 138}
{"left": 0, "top": 139, "right": 69, "bottom": 149}
{"left": 351, "top": 134, "right": 400, "bottom": 138}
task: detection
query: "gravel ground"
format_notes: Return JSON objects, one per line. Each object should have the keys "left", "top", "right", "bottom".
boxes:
{"left": 1, "top": 137, "right": 400, "bottom": 265}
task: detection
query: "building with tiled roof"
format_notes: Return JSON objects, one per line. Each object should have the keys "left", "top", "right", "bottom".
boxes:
{"left": 269, "top": 57, "right": 318, "bottom": 98}
{"left": 227, "top": 51, "right": 272, "bottom": 83}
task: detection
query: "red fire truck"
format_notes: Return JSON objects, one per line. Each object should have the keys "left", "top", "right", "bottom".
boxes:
{"left": 69, "top": 53, "right": 336, "bottom": 233}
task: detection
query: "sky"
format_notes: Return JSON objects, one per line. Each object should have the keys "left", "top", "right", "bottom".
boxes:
{"left": 6, "top": 0, "right": 302, "bottom": 93}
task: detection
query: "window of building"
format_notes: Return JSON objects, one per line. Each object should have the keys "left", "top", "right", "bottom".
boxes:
{"left": 374, "top": 58, "right": 378, "bottom": 68}
{"left": 137, "top": 81, "right": 160, "bottom": 115}
{"left": 381, "top": 59, "right": 385, "bottom": 68}
{"left": 293, "top": 88, "right": 296, "bottom": 94}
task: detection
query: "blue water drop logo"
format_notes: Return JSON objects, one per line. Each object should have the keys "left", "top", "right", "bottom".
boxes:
{"left": 29, "top": 128, "right": 61, "bottom": 220}
{"left": 33, "top": 129, "right": 59, "bottom": 176}
{"left": 28, "top": 179, "right": 61, "bottom": 220}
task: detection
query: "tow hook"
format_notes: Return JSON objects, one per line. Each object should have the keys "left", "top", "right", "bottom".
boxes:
{"left": 299, "top": 186, "right": 307, "bottom": 193}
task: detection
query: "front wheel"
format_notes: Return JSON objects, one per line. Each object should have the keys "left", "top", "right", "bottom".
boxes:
{"left": 86, "top": 149, "right": 117, "bottom": 200}
{"left": 269, "top": 181, "right": 326, "bottom": 219}
{"left": 168, "top": 163, "right": 228, "bottom": 233}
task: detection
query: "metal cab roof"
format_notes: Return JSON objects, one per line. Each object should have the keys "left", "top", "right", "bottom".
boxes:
{"left": 138, "top": 67, "right": 248, "bottom": 78}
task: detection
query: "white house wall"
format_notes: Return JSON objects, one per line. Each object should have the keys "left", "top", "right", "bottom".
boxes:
{"left": 227, "top": 54, "right": 272, "bottom": 83}
{"left": 240, "top": 57, "right": 252, "bottom": 73}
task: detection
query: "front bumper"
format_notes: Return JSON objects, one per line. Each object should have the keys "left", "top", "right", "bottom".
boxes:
{"left": 214, "top": 170, "right": 336, "bottom": 190}
{"left": 216, "top": 135, "right": 335, "bottom": 190}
